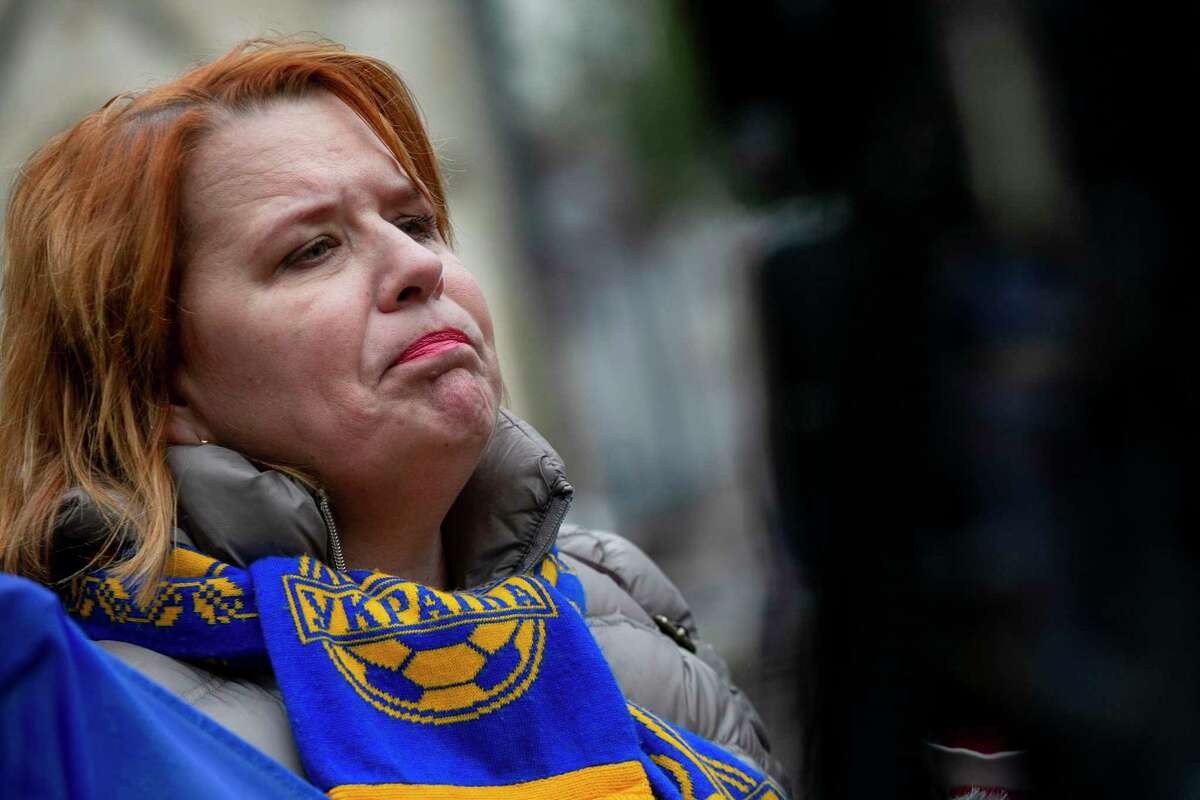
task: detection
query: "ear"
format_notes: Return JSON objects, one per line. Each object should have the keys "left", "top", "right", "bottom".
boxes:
{"left": 166, "top": 364, "right": 214, "bottom": 445}
{"left": 166, "top": 401, "right": 214, "bottom": 445}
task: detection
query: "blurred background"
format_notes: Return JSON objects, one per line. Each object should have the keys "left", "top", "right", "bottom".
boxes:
{"left": 0, "top": 1, "right": 1190, "bottom": 797}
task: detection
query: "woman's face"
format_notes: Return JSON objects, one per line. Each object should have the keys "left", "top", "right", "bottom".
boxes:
{"left": 173, "top": 92, "right": 502, "bottom": 492}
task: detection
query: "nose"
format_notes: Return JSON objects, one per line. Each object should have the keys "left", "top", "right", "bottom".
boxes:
{"left": 375, "top": 224, "right": 445, "bottom": 312}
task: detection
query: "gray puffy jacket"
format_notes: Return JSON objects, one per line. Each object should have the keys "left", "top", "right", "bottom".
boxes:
{"left": 57, "top": 411, "right": 787, "bottom": 787}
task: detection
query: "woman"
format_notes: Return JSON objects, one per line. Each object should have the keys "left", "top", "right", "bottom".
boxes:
{"left": 0, "top": 39, "right": 788, "bottom": 797}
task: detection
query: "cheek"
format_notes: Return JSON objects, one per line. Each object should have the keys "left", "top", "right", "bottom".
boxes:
{"left": 443, "top": 269, "right": 503, "bottom": 395}
{"left": 445, "top": 269, "right": 495, "bottom": 344}
{"left": 188, "top": 301, "right": 287, "bottom": 378}
{"left": 179, "top": 289, "right": 356, "bottom": 430}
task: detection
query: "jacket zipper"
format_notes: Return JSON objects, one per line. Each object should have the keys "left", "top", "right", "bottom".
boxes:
{"left": 543, "top": 491, "right": 572, "bottom": 543}
{"left": 527, "top": 481, "right": 573, "bottom": 568}
{"left": 317, "top": 489, "right": 348, "bottom": 572}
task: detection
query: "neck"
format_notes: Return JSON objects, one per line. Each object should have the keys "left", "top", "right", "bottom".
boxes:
{"left": 340, "top": 519, "right": 447, "bottom": 588}
{"left": 326, "top": 473, "right": 467, "bottom": 590}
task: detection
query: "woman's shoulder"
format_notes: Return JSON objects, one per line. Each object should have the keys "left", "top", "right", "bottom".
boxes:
{"left": 94, "top": 640, "right": 305, "bottom": 777}
{"left": 555, "top": 524, "right": 789, "bottom": 787}
{"left": 556, "top": 524, "right": 696, "bottom": 635}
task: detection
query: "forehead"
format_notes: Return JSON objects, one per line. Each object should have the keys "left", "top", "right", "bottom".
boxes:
{"left": 183, "top": 92, "right": 409, "bottom": 234}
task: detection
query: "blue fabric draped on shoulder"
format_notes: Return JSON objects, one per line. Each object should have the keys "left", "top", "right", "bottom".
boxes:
{"left": 0, "top": 573, "right": 323, "bottom": 798}
{"left": 64, "top": 545, "right": 788, "bottom": 799}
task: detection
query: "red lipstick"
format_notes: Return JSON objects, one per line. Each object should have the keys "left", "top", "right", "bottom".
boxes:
{"left": 394, "top": 328, "right": 471, "bottom": 365}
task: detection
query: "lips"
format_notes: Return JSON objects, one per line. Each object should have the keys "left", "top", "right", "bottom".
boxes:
{"left": 393, "top": 327, "right": 471, "bottom": 366}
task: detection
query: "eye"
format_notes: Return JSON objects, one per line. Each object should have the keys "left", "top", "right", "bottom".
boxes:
{"left": 283, "top": 236, "right": 338, "bottom": 268}
{"left": 393, "top": 213, "right": 439, "bottom": 244}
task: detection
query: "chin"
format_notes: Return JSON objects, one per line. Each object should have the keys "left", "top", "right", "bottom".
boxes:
{"left": 426, "top": 367, "right": 500, "bottom": 445}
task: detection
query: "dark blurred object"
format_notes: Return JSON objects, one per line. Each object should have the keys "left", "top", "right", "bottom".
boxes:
{"left": 688, "top": 0, "right": 1191, "bottom": 796}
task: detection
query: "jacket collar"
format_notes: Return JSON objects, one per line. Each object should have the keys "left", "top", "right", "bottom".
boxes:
{"left": 58, "top": 410, "right": 573, "bottom": 589}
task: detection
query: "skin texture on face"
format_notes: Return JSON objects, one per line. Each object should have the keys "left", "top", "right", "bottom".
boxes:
{"left": 172, "top": 92, "right": 502, "bottom": 583}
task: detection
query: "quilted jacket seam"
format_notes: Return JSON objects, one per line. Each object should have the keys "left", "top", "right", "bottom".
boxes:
{"left": 584, "top": 612, "right": 661, "bottom": 634}
{"left": 179, "top": 669, "right": 230, "bottom": 708}
{"left": 561, "top": 528, "right": 698, "bottom": 637}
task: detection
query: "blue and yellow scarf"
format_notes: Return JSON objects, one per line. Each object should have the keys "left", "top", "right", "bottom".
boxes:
{"left": 67, "top": 546, "right": 786, "bottom": 799}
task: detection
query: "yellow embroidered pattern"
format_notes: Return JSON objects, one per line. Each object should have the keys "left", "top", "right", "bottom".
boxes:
{"left": 630, "top": 704, "right": 784, "bottom": 800}
{"left": 68, "top": 547, "right": 257, "bottom": 627}
{"left": 283, "top": 556, "right": 558, "bottom": 724}
{"left": 328, "top": 760, "right": 654, "bottom": 799}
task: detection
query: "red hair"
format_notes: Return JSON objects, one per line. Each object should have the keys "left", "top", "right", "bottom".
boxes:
{"left": 0, "top": 38, "right": 450, "bottom": 598}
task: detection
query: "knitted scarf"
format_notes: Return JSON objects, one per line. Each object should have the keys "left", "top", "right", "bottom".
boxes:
{"left": 66, "top": 545, "right": 786, "bottom": 799}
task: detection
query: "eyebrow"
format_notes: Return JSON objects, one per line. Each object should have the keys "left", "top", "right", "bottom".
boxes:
{"left": 247, "top": 180, "right": 425, "bottom": 261}
{"left": 249, "top": 199, "right": 336, "bottom": 261}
